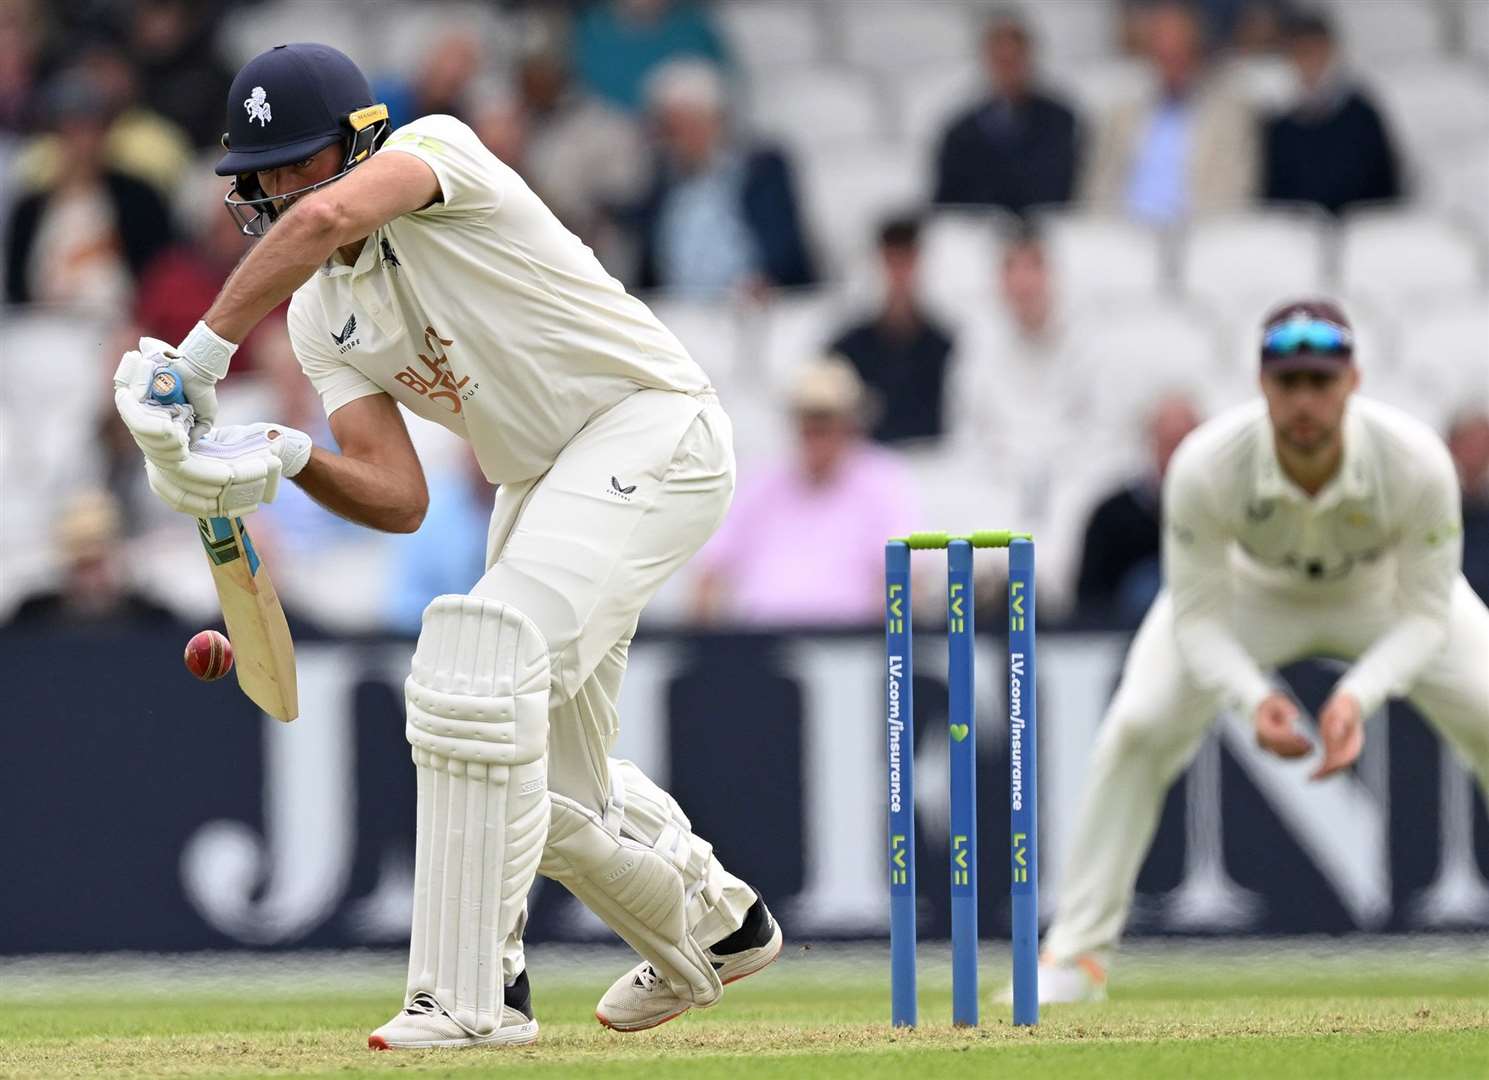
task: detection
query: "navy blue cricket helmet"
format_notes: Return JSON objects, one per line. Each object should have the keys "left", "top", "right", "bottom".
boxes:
{"left": 216, "top": 43, "right": 389, "bottom": 236}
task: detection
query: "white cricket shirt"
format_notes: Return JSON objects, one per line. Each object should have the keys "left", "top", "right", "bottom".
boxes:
{"left": 1163, "top": 396, "right": 1463, "bottom": 716}
{"left": 285, "top": 114, "right": 709, "bottom": 484}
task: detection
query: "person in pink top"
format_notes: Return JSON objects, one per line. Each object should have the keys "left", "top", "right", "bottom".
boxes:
{"left": 693, "top": 356, "right": 918, "bottom": 625}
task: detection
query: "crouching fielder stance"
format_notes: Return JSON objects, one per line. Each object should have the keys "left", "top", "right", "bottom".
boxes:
{"left": 111, "top": 44, "right": 780, "bottom": 1048}
{"left": 1036, "top": 299, "right": 1489, "bottom": 1002}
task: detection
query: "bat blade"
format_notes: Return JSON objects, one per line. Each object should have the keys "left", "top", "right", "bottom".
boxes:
{"left": 198, "top": 516, "right": 298, "bottom": 721}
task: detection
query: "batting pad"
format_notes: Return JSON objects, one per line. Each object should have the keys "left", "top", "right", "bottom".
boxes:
{"left": 404, "top": 595, "right": 550, "bottom": 1036}
{"left": 541, "top": 791, "right": 724, "bottom": 1008}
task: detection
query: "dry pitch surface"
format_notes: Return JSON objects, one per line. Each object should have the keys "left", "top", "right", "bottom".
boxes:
{"left": 2, "top": 939, "right": 1486, "bottom": 1080}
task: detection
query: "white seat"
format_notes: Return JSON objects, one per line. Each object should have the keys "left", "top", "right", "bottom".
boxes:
{"left": 892, "top": 61, "right": 984, "bottom": 149}
{"left": 1368, "top": 62, "right": 1489, "bottom": 183}
{"left": 1339, "top": 210, "right": 1485, "bottom": 301}
{"left": 833, "top": 1, "right": 974, "bottom": 71}
{"left": 795, "top": 141, "right": 924, "bottom": 276}
{"left": 216, "top": 0, "right": 373, "bottom": 69}
{"left": 1076, "top": 301, "right": 1226, "bottom": 430}
{"left": 1039, "top": 212, "right": 1168, "bottom": 305}
{"left": 1428, "top": 143, "right": 1489, "bottom": 245}
{"left": 1221, "top": 55, "right": 1300, "bottom": 112}
{"left": 1467, "top": 0, "right": 1489, "bottom": 66}
{"left": 987, "top": 0, "right": 1118, "bottom": 67}
{"left": 1048, "top": 58, "right": 1152, "bottom": 118}
{"left": 717, "top": 1, "right": 824, "bottom": 72}
{"left": 1391, "top": 295, "right": 1489, "bottom": 426}
{"left": 749, "top": 67, "right": 886, "bottom": 148}
{"left": 647, "top": 295, "right": 743, "bottom": 384}
{"left": 1323, "top": 0, "right": 1446, "bottom": 65}
{"left": 1179, "top": 208, "right": 1331, "bottom": 319}
{"left": 749, "top": 288, "right": 851, "bottom": 389}
{"left": 918, "top": 209, "right": 1013, "bottom": 323}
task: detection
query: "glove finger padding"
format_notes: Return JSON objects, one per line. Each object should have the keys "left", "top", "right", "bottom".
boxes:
{"left": 113, "top": 351, "right": 192, "bottom": 466}
{"left": 145, "top": 440, "right": 282, "bottom": 519}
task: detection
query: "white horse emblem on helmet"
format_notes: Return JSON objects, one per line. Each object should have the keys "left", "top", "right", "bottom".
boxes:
{"left": 244, "top": 86, "right": 272, "bottom": 127}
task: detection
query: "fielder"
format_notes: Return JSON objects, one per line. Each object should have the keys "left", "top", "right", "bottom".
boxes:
{"left": 112, "top": 43, "right": 780, "bottom": 1048}
{"left": 1034, "top": 299, "right": 1489, "bottom": 1002}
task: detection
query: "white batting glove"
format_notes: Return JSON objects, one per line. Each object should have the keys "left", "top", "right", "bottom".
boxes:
{"left": 113, "top": 349, "right": 193, "bottom": 467}
{"left": 144, "top": 322, "right": 237, "bottom": 440}
{"left": 144, "top": 422, "right": 310, "bottom": 519}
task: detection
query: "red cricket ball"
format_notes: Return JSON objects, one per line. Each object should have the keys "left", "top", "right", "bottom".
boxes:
{"left": 184, "top": 629, "right": 234, "bottom": 681}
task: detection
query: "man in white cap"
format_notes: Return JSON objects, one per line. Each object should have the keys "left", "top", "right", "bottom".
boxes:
{"left": 110, "top": 41, "right": 780, "bottom": 1050}
{"left": 1033, "top": 299, "right": 1489, "bottom": 1002}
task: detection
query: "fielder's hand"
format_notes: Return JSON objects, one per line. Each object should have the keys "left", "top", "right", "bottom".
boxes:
{"left": 1311, "top": 691, "right": 1364, "bottom": 781}
{"left": 145, "top": 422, "right": 311, "bottom": 519}
{"left": 1253, "top": 692, "right": 1311, "bottom": 759}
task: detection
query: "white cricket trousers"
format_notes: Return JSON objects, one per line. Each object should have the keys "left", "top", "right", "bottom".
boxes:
{"left": 1044, "top": 576, "right": 1489, "bottom": 965}
{"left": 469, "top": 388, "right": 756, "bottom": 977}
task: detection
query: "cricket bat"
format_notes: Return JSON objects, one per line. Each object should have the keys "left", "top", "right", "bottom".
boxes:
{"left": 148, "top": 366, "right": 299, "bottom": 721}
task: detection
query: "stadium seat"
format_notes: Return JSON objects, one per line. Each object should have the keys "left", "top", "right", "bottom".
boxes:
{"left": 750, "top": 288, "right": 851, "bottom": 388}
{"left": 1429, "top": 143, "right": 1489, "bottom": 244}
{"left": 1338, "top": 209, "right": 1486, "bottom": 302}
{"left": 1038, "top": 212, "right": 1169, "bottom": 306}
{"left": 1222, "top": 55, "right": 1300, "bottom": 112}
{"left": 832, "top": 1, "right": 974, "bottom": 71}
{"left": 917, "top": 209, "right": 1012, "bottom": 323}
{"left": 795, "top": 142, "right": 925, "bottom": 276}
{"left": 216, "top": 0, "right": 374, "bottom": 69}
{"left": 892, "top": 61, "right": 984, "bottom": 149}
{"left": 1368, "top": 62, "right": 1489, "bottom": 184}
{"left": 749, "top": 67, "right": 887, "bottom": 148}
{"left": 1179, "top": 209, "right": 1331, "bottom": 319}
{"left": 1390, "top": 294, "right": 1489, "bottom": 425}
{"left": 1467, "top": 0, "right": 1489, "bottom": 66}
{"left": 717, "top": 1, "right": 825, "bottom": 73}
{"left": 1323, "top": 0, "right": 1446, "bottom": 65}
{"left": 1048, "top": 58, "right": 1152, "bottom": 117}
{"left": 1077, "top": 301, "right": 1228, "bottom": 431}
{"left": 996, "top": 0, "right": 1119, "bottom": 67}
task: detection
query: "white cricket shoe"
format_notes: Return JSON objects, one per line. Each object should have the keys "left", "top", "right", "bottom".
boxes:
{"left": 368, "top": 974, "right": 539, "bottom": 1050}
{"left": 995, "top": 955, "right": 1108, "bottom": 1006}
{"left": 596, "top": 897, "right": 783, "bottom": 1032}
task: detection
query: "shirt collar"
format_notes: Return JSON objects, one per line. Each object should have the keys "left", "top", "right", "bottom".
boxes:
{"left": 318, "top": 232, "right": 381, "bottom": 279}
{"left": 1254, "top": 403, "right": 1371, "bottom": 506}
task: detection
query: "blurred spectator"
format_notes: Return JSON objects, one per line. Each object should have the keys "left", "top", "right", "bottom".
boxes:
{"left": 7, "top": 490, "right": 178, "bottom": 628}
{"left": 631, "top": 60, "right": 813, "bottom": 296}
{"left": 932, "top": 12, "right": 1079, "bottom": 215}
{"left": 385, "top": 453, "right": 493, "bottom": 635}
{"left": 10, "top": 44, "right": 192, "bottom": 199}
{"left": 1074, "top": 394, "right": 1201, "bottom": 624}
{"left": 951, "top": 231, "right": 1090, "bottom": 507}
{"left": 376, "top": 31, "right": 484, "bottom": 128}
{"left": 1263, "top": 12, "right": 1400, "bottom": 215}
{"left": 0, "top": 0, "right": 42, "bottom": 135}
{"left": 827, "top": 216, "right": 954, "bottom": 445}
{"left": 127, "top": 0, "right": 235, "bottom": 148}
{"left": 691, "top": 358, "right": 915, "bottom": 626}
{"left": 4, "top": 69, "right": 173, "bottom": 312}
{"left": 133, "top": 164, "right": 281, "bottom": 372}
{"left": 1083, "top": 0, "right": 1256, "bottom": 223}
{"left": 1449, "top": 410, "right": 1489, "bottom": 602}
{"left": 575, "top": 0, "right": 727, "bottom": 114}
{"left": 515, "top": 43, "right": 647, "bottom": 276}
{"left": 471, "top": 89, "right": 529, "bottom": 171}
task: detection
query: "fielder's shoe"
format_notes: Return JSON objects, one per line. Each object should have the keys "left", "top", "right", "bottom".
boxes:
{"left": 595, "top": 895, "right": 784, "bottom": 1032}
{"left": 995, "top": 954, "right": 1108, "bottom": 1006}
{"left": 368, "top": 969, "right": 539, "bottom": 1049}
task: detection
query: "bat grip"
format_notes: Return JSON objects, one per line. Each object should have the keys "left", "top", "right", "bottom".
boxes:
{"left": 146, "top": 364, "right": 188, "bottom": 407}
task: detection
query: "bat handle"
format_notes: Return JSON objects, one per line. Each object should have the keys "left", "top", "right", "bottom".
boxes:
{"left": 146, "top": 363, "right": 189, "bottom": 407}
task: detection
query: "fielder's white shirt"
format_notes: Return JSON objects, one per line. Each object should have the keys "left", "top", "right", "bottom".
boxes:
{"left": 286, "top": 114, "right": 709, "bottom": 484}
{"left": 1163, "top": 396, "right": 1463, "bottom": 716}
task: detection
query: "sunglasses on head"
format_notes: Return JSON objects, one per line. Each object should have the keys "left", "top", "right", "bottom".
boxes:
{"left": 1262, "top": 317, "right": 1353, "bottom": 357}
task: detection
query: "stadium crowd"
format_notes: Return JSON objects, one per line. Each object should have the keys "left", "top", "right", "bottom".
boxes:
{"left": 2, "top": 0, "right": 1487, "bottom": 632}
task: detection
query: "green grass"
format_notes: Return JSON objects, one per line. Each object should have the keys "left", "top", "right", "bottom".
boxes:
{"left": 2, "top": 941, "right": 1486, "bottom": 1079}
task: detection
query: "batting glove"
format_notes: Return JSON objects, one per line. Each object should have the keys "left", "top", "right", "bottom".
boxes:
{"left": 113, "top": 348, "right": 194, "bottom": 468}
{"left": 144, "top": 422, "right": 310, "bottom": 519}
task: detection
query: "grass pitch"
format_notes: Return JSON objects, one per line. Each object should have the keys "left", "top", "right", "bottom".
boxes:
{"left": 2, "top": 939, "right": 1485, "bottom": 1080}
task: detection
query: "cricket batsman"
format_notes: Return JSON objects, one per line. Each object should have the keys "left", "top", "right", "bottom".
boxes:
{"left": 111, "top": 43, "right": 780, "bottom": 1048}
{"left": 1033, "top": 298, "right": 1489, "bottom": 1002}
